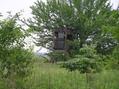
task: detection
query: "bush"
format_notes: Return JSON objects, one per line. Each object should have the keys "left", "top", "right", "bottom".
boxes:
{"left": 104, "top": 45, "right": 119, "bottom": 70}
{"left": 66, "top": 40, "right": 80, "bottom": 57}
{"left": 62, "top": 45, "right": 102, "bottom": 73}
{"left": 48, "top": 51, "right": 69, "bottom": 62}
{"left": 0, "top": 48, "right": 33, "bottom": 89}
{"left": 0, "top": 15, "right": 33, "bottom": 89}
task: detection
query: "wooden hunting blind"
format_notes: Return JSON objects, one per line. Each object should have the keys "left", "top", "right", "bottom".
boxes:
{"left": 53, "top": 28, "right": 73, "bottom": 51}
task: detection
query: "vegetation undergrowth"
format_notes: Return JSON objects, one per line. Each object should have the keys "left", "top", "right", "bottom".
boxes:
{"left": 25, "top": 58, "right": 119, "bottom": 89}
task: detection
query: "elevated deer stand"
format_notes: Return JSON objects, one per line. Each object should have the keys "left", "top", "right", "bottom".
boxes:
{"left": 53, "top": 28, "right": 73, "bottom": 51}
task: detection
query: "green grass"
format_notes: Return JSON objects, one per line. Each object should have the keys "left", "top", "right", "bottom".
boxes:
{"left": 25, "top": 59, "right": 119, "bottom": 89}
{"left": 0, "top": 58, "right": 118, "bottom": 89}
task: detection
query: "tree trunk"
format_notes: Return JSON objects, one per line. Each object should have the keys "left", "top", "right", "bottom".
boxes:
{"left": 80, "top": 39, "right": 85, "bottom": 48}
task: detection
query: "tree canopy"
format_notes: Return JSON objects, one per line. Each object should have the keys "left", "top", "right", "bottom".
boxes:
{"left": 30, "top": 0, "right": 112, "bottom": 50}
{"left": 0, "top": 14, "right": 32, "bottom": 89}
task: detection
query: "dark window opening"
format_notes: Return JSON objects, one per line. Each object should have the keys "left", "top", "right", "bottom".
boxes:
{"left": 67, "top": 34, "right": 73, "bottom": 40}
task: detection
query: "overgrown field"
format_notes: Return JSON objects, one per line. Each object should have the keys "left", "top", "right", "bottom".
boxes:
{"left": 25, "top": 59, "right": 119, "bottom": 89}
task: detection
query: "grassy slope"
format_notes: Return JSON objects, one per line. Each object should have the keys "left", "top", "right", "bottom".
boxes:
{"left": 26, "top": 59, "right": 119, "bottom": 89}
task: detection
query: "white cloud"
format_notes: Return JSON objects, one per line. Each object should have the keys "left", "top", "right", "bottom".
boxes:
{"left": 0, "top": 0, "right": 118, "bottom": 17}
{"left": 0, "top": 0, "right": 35, "bottom": 11}
{"left": 110, "top": 0, "right": 119, "bottom": 9}
{"left": 0, "top": 0, "right": 36, "bottom": 18}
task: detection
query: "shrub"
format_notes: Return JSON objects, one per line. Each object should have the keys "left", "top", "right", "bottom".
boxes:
{"left": 62, "top": 45, "right": 102, "bottom": 73}
{"left": 0, "top": 15, "right": 33, "bottom": 89}
{"left": 48, "top": 51, "right": 69, "bottom": 62}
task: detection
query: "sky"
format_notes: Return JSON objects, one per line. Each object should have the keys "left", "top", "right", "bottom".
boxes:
{"left": 0, "top": 0, "right": 119, "bottom": 52}
{"left": 0, "top": 0, "right": 35, "bottom": 18}
{"left": 0, "top": 0, "right": 119, "bottom": 17}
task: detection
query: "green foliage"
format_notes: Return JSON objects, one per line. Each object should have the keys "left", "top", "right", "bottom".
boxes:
{"left": 104, "top": 57, "right": 119, "bottom": 70}
{"left": 100, "top": 47, "right": 119, "bottom": 70}
{"left": 113, "top": 45, "right": 119, "bottom": 60}
{"left": 110, "top": 45, "right": 119, "bottom": 69}
{"left": 0, "top": 20, "right": 24, "bottom": 48}
{"left": 48, "top": 51, "right": 69, "bottom": 62}
{"left": 62, "top": 45, "right": 102, "bottom": 73}
{"left": 66, "top": 40, "right": 80, "bottom": 57}
{"left": 97, "top": 10, "right": 119, "bottom": 55}
{"left": 25, "top": 60, "right": 119, "bottom": 89}
{"left": 30, "top": 0, "right": 112, "bottom": 49}
{"left": 0, "top": 15, "right": 33, "bottom": 89}
{"left": 96, "top": 36, "right": 117, "bottom": 55}
{"left": 0, "top": 48, "right": 32, "bottom": 78}
{"left": 105, "top": 10, "right": 119, "bottom": 41}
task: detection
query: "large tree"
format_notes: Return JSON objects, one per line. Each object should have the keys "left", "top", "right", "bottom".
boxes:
{"left": 30, "top": 0, "right": 112, "bottom": 51}
{"left": 0, "top": 14, "right": 32, "bottom": 89}
{"left": 96, "top": 9, "right": 119, "bottom": 55}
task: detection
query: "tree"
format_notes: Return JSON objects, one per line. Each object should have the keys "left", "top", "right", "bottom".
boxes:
{"left": 106, "top": 9, "right": 119, "bottom": 69}
{"left": 62, "top": 45, "right": 101, "bottom": 72}
{"left": 62, "top": 45, "right": 102, "bottom": 89}
{"left": 94, "top": 9, "right": 119, "bottom": 69}
{"left": 105, "top": 9, "right": 119, "bottom": 41}
{"left": 0, "top": 14, "right": 32, "bottom": 89}
{"left": 30, "top": 0, "right": 112, "bottom": 51}
{"left": 96, "top": 10, "right": 118, "bottom": 55}
{"left": 96, "top": 35, "right": 117, "bottom": 55}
